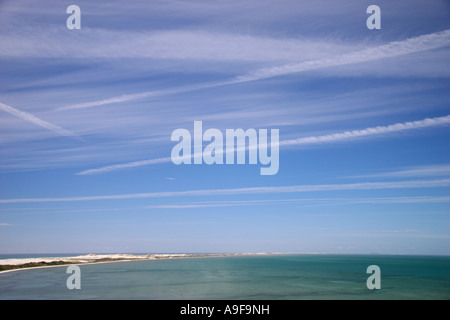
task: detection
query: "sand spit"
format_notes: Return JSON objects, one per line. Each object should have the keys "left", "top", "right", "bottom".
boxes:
{"left": 0, "top": 253, "right": 272, "bottom": 273}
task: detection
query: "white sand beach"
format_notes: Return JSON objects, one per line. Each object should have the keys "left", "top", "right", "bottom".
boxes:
{"left": 0, "top": 253, "right": 197, "bottom": 266}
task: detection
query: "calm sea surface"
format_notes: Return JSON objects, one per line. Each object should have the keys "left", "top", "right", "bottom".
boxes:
{"left": 0, "top": 254, "right": 449, "bottom": 299}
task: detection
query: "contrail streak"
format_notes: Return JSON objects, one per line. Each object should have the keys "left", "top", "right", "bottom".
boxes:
{"left": 59, "top": 29, "right": 450, "bottom": 111}
{"left": 77, "top": 114, "right": 450, "bottom": 175}
{"left": 0, "top": 102, "right": 76, "bottom": 137}
{"left": 1, "top": 179, "right": 450, "bottom": 204}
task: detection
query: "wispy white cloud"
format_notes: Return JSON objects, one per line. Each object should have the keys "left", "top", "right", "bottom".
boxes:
{"left": 350, "top": 164, "right": 450, "bottom": 179}
{"left": 77, "top": 157, "right": 173, "bottom": 176}
{"left": 0, "top": 102, "right": 76, "bottom": 137}
{"left": 146, "top": 196, "right": 450, "bottom": 209}
{"left": 341, "top": 230, "right": 450, "bottom": 240}
{"left": 58, "top": 82, "right": 221, "bottom": 111}
{"left": 77, "top": 114, "right": 450, "bottom": 175}
{"left": 279, "top": 114, "right": 450, "bottom": 146}
{"left": 1, "top": 178, "right": 450, "bottom": 204}
{"left": 147, "top": 203, "right": 243, "bottom": 209}
{"left": 309, "top": 196, "right": 450, "bottom": 206}
{"left": 0, "top": 27, "right": 353, "bottom": 62}
{"left": 57, "top": 29, "right": 450, "bottom": 110}
{"left": 0, "top": 223, "right": 13, "bottom": 226}
{"left": 233, "top": 29, "right": 450, "bottom": 82}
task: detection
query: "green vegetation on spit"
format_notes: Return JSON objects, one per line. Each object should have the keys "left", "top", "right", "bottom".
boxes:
{"left": 0, "top": 258, "right": 138, "bottom": 271}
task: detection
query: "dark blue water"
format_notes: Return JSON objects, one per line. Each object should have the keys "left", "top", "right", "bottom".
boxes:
{"left": 0, "top": 254, "right": 449, "bottom": 299}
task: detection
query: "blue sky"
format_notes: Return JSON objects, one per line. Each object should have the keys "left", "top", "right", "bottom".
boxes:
{"left": 0, "top": 0, "right": 449, "bottom": 255}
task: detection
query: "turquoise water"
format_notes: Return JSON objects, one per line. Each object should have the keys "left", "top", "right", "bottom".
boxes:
{"left": 0, "top": 254, "right": 449, "bottom": 299}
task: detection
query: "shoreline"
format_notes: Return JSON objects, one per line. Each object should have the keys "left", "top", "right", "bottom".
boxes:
{"left": 0, "top": 253, "right": 276, "bottom": 274}
{"left": 3, "top": 252, "right": 440, "bottom": 275}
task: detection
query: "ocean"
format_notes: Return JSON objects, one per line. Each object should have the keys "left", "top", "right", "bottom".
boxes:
{"left": 0, "top": 254, "right": 449, "bottom": 300}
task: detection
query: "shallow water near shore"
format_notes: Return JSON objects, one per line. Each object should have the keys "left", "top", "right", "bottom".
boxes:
{"left": 0, "top": 254, "right": 449, "bottom": 299}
